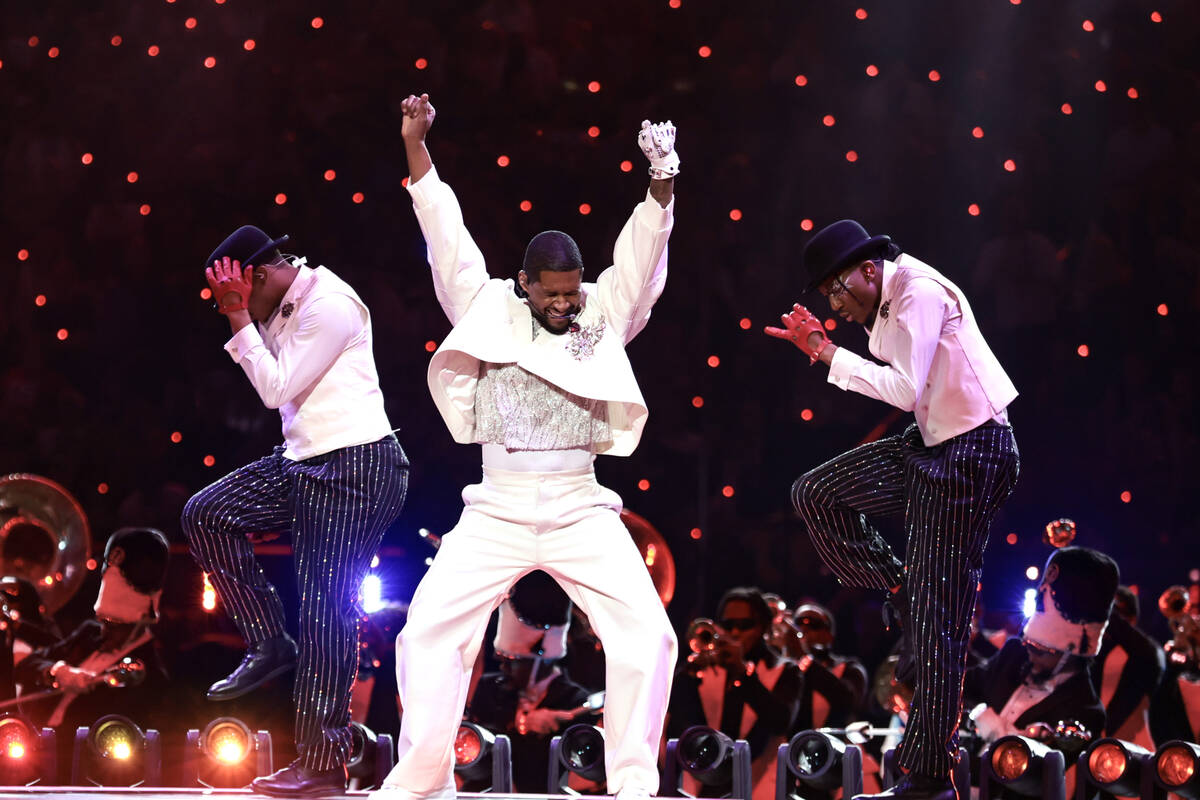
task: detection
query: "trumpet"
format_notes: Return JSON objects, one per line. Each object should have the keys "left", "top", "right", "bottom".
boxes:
{"left": 685, "top": 618, "right": 723, "bottom": 672}
{"left": 1158, "top": 584, "right": 1200, "bottom": 671}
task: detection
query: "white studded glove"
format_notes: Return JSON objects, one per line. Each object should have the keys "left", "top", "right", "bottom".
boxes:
{"left": 638, "top": 120, "right": 680, "bottom": 180}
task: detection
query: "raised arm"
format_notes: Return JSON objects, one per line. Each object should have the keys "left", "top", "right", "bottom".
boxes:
{"left": 400, "top": 93, "right": 489, "bottom": 324}
{"left": 596, "top": 120, "right": 678, "bottom": 342}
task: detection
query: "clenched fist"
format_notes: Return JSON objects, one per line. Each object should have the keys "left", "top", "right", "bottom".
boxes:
{"left": 401, "top": 93, "right": 436, "bottom": 142}
{"left": 638, "top": 120, "right": 680, "bottom": 180}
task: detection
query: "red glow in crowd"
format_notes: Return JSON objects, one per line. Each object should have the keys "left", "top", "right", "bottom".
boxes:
{"left": 698, "top": 45, "right": 712, "bottom": 58}
{"left": 1095, "top": 80, "right": 1107, "bottom": 93}
{"left": 148, "top": 45, "right": 160, "bottom": 56}
{"left": 56, "top": 328, "right": 69, "bottom": 341}
{"left": 800, "top": 409, "right": 814, "bottom": 421}
{"left": 855, "top": 8, "right": 867, "bottom": 20}
{"left": 519, "top": 200, "right": 532, "bottom": 212}
{"left": 968, "top": 203, "right": 981, "bottom": 216}
{"left": 171, "top": 431, "right": 183, "bottom": 443}
{"left": 1082, "top": 19, "right": 1094, "bottom": 32}
{"left": 140, "top": 204, "right": 151, "bottom": 215}
{"left": 689, "top": 528, "right": 702, "bottom": 540}
{"left": 28, "top": 36, "right": 39, "bottom": 47}
{"left": 1006, "top": 533, "right": 1018, "bottom": 545}
{"left": 1003, "top": 159, "right": 1016, "bottom": 172}
{"left": 739, "top": 318, "right": 752, "bottom": 330}
{"left": 866, "top": 64, "right": 879, "bottom": 77}
{"left": 721, "top": 485, "right": 735, "bottom": 498}
{"left": 111, "top": 35, "right": 122, "bottom": 46}
{"left": 587, "top": 126, "right": 600, "bottom": 138}
{"left": 274, "top": 193, "right": 287, "bottom": 205}
{"left": 1061, "top": 103, "right": 1073, "bottom": 115}
{"left": 972, "top": 126, "right": 984, "bottom": 139}
{"left": 17, "top": 249, "right": 30, "bottom": 261}
{"left": 424, "top": 340, "right": 437, "bottom": 352}
{"left": 845, "top": 150, "right": 858, "bottom": 162}
{"left": 203, "top": 455, "right": 216, "bottom": 467}
{"left": 928, "top": 70, "right": 941, "bottom": 82}
{"left": 706, "top": 355, "right": 720, "bottom": 368}
{"left": 1157, "top": 303, "right": 1168, "bottom": 316}
{"left": 243, "top": 39, "right": 256, "bottom": 51}
{"left": 352, "top": 192, "right": 364, "bottom": 204}
{"left": 34, "top": 295, "right": 46, "bottom": 307}
{"left": 1120, "top": 491, "right": 1132, "bottom": 503}
{"left": 47, "top": 46, "right": 60, "bottom": 58}
{"left": 823, "top": 114, "right": 836, "bottom": 127}
{"left": 311, "top": 17, "right": 324, "bottom": 29}
{"left": 588, "top": 81, "right": 601, "bottom": 93}
{"left": 200, "top": 288, "right": 212, "bottom": 300}
{"left": 415, "top": 58, "right": 428, "bottom": 70}
{"left": 824, "top": 318, "right": 836, "bottom": 331}
{"left": 204, "top": 56, "right": 216, "bottom": 68}
{"left": 638, "top": 479, "right": 650, "bottom": 491}
{"left": 800, "top": 218, "right": 814, "bottom": 231}
{"left": 97, "top": 483, "right": 109, "bottom": 495}
{"left": 1150, "top": 11, "right": 1162, "bottom": 22}
{"left": 669, "top": 0, "right": 682, "bottom": 8}
{"left": 126, "top": 171, "right": 139, "bottom": 183}
{"left": 185, "top": 17, "right": 197, "bottom": 29}
{"left": 1077, "top": 344, "right": 1090, "bottom": 357}
{"left": 794, "top": 74, "right": 808, "bottom": 87}
{"left": 1127, "top": 87, "right": 1139, "bottom": 99}
{"left": 324, "top": 169, "right": 336, "bottom": 181}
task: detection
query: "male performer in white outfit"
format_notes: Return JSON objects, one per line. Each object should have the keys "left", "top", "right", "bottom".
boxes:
{"left": 373, "top": 93, "right": 678, "bottom": 800}
{"left": 767, "top": 220, "right": 1019, "bottom": 800}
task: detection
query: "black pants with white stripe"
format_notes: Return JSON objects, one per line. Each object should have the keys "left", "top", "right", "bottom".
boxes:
{"left": 181, "top": 435, "right": 408, "bottom": 771}
{"left": 792, "top": 420, "right": 1018, "bottom": 778}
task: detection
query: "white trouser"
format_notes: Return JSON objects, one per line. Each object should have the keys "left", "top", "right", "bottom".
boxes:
{"left": 374, "top": 465, "right": 678, "bottom": 799}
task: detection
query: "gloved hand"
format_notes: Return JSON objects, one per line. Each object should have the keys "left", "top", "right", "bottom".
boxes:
{"left": 969, "top": 704, "right": 1016, "bottom": 743}
{"left": 205, "top": 256, "right": 254, "bottom": 314}
{"left": 51, "top": 662, "right": 98, "bottom": 694}
{"left": 517, "top": 707, "right": 575, "bottom": 736}
{"left": 765, "top": 304, "right": 831, "bottom": 365}
{"left": 638, "top": 120, "right": 680, "bottom": 180}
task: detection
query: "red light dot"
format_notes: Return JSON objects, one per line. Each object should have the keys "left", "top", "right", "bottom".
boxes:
{"left": 968, "top": 203, "right": 981, "bottom": 216}
{"left": 800, "top": 409, "right": 814, "bottom": 421}
{"left": 47, "top": 46, "right": 60, "bottom": 58}
{"left": 587, "top": 80, "right": 601, "bottom": 93}
{"left": 637, "top": 479, "right": 651, "bottom": 491}
{"left": 324, "top": 169, "right": 336, "bottom": 181}
{"left": 401, "top": 177, "right": 409, "bottom": 188}
{"left": 698, "top": 45, "right": 712, "bottom": 58}
{"left": 139, "top": 204, "right": 151, "bottom": 216}
{"left": 721, "top": 485, "right": 735, "bottom": 498}
{"left": 519, "top": 200, "right": 532, "bottom": 212}
{"left": 669, "top": 0, "right": 681, "bottom": 6}
{"left": 87, "top": 558, "right": 98, "bottom": 571}
{"left": 706, "top": 355, "right": 720, "bottom": 368}
{"left": 1077, "top": 344, "right": 1090, "bottom": 357}
{"left": 97, "top": 483, "right": 109, "bottom": 495}
{"left": 496, "top": 155, "right": 510, "bottom": 167}
{"left": 1082, "top": 19, "right": 1094, "bottom": 31}
{"left": 578, "top": 203, "right": 592, "bottom": 215}
{"left": 200, "top": 287, "right": 212, "bottom": 300}
{"left": 311, "top": 17, "right": 324, "bottom": 29}
{"left": 415, "top": 58, "right": 428, "bottom": 70}
{"left": 855, "top": 8, "right": 868, "bottom": 20}
{"left": 126, "top": 171, "right": 139, "bottom": 183}
{"left": 824, "top": 318, "right": 837, "bottom": 331}
{"left": 352, "top": 192, "right": 364, "bottom": 204}
{"left": 148, "top": 45, "right": 160, "bottom": 56}
{"left": 794, "top": 74, "right": 808, "bottom": 87}
{"left": 28, "top": 36, "right": 39, "bottom": 47}
{"left": 689, "top": 527, "right": 702, "bottom": 540}
{"left": 185, "top": 17, "right": 197, "bottom": 29}
{"left": 17, "top": 249, "right": 30, "bottom": 261}
{"left": 1006, "top": 532, "right": 1018, "bottom": 545}
{"left": 822, "top": 114, "right": 836, "bottom": 127}
{"left": 1120, "top": 490, "right": 1131, "bottom": 503}
{"left": 204, "top": 56, "right": 216, "bottom": 68}
{"left": 1157, "top": 303, "right": 1168, "bottom": 316}
{"left": 866, "top": 64, "right": 879, "bottom": 77}
{"left": 1127, "top": 87, "right": 1138, "bottom": 99}
{"left": 1061, "top": 103, "right": 1073, "bottom": 115}
{"left": 34, "top": 294, "right": 46, "bottom": 307}
{"left": 170, "top": 431, "right": 183, "bottom": 443}
{"left": 972, "top": 126, "right": 984, "bottom": 139}
{"left": 587, "top": 125, "right": 600, "bottom": 138}
{"left": 800, "top": 218, "right": 814, "bottom": 231}
{"left": 1150, "top": 11, "right": 1162, "bottom": 22}
{"left": 81, "top": 152, "right": 93, "bottom": 164}
{"left": 424, "top": 340, "right": 437, "bottom": 352}
{"left": 274, "top": 193, "right": 287, "bottom": 205}
{"left": 738, "top": 317, "right": 752, "bottom": 330}
{"left": 928, "top": 70, "right": 941, "bottom": 82}
{"left": 845, "top": 150, "right": 858, "bottom": 162}
{"left": 1003, "top": 159, "right": 1016, "bottom": 172}
{"left": 1094, "top": 80, "right": 1107, "bottom": 93}
{"left": 111, "top": 35, "right": 122, "bottom": 46}
{"left": 203, "top": 455, "right": 216, "bottom": 467}
{"left": 729, "top": 208, "right": 742, "bottom": 221}
{"left": 242, "top": 37, "right": 257, "bottom": 50}
{"left": 691, "top": 395, "right": 704, "bottom": 408}
{"left": 619, "top": 160, "right": 633, "bottom": 173}
{"left": 1010, "top": 0, "right": 1020, "bottom": 5}
{"left": 56, "top": 328, "right": 69, "bottom": 341}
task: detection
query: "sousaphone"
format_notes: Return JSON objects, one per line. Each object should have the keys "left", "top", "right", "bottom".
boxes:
{"left": 0, "top": 474, "right": 92, "bottom": 612}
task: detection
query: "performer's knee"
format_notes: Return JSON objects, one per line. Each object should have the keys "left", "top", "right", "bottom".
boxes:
{"left": 791, "top": 468, "right": 826, "bottom": 515}
{"left": 180, "top": 492, "right": 214, "bottom": 543}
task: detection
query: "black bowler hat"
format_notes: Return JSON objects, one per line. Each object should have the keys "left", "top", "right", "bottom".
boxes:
{"left": 204, "top": 225, "right": 289, "bottom": 271}
{"left": 802, "top": 219, "right": 891, "bottom": 291}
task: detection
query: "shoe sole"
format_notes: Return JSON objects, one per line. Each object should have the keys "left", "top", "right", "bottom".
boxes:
{"left": 250, "top": 784, "right": 345, "bottom": 798}
{"left": 207, "top": 661, "right": 296, "bottom": 701}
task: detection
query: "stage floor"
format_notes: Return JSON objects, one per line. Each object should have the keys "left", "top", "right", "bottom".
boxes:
{"left": 0, "top": 792, "right": 629, "bottom": 799}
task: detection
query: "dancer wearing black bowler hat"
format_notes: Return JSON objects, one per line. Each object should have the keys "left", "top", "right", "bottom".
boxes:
{"left": 766, "top": 220, "right": 1020, "bottom": 800}
{"left": 181, "top": 225, "right": 408, "bottom": 797}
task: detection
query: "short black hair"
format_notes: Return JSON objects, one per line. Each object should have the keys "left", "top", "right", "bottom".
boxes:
{"left": 522, "top": 230, "right": 583, "bottom": 283}
{"left": 717, "top": 586, "right": 772, "bottom": 629}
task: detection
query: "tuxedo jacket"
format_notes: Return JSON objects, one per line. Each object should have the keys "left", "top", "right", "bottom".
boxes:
{"left": 406, "top": 166, "right": 674, "bottom": 456}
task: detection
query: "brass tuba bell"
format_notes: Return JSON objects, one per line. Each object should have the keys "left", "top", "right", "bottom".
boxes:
{"left": 0, "top": 474, "right": 92, "bottom": 612}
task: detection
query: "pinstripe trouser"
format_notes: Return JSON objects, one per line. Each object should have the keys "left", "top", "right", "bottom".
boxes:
{"left": 791, "top": 421, "right": 1018, "bottom": 777}
{"left": 181, "top": 435, "right": 409, "bottom": 770}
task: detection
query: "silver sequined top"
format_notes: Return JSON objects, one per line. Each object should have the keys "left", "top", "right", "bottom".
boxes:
{"left": 474, "top": 362, "right": 612, "bottom": 451}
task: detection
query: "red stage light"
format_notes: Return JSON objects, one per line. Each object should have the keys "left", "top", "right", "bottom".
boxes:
{"left": 729, "top": 209, "right": 742, "bottom": 221}
{"left": 1003, "top": 159, "right": 1016, "bottom": 172}
{"left": 17, "top": 249, "right": 29, "bottom": 261}
{"left": 1094, "top": 80, "right": 1107, "bottom": 92}
{"left": 1061, "top": 103, "right": 1073, "bottom": 115}
{"left": 424, "top": 340, "right": 437, "bottom": 352}
{"left": 324, "top": 169, "right": 336, "bottom": 181}
{"left": 185, "top": 17, "right": 197, "bottom": 29}
{"left": 691, "top": 396, "right": 704, "bottom": 408}
{"left": 519, "top": 200, "right": 532, "bottom": 212}
{"left": 928, "top": 70, "right": 941, "bottom": 82}
{"left": 801, "top": 409, "right": 814, "bottom": 421}
{"left": 111, "top": 35, "right": 122, "bottom": 46}
{"left": 243, "top": 39, "right": 256, "bottom": 51}
{"left": 866, "top": 64, "right": 879, "bottom": 77}
{"left": 824, "top": 318, "right": 836, "bottom": 331}
{"left": 311, "top": 17, "right": 324, "bottom": 29}
{"left": 845, "top": 150, "right": 858, "bottom": 162}
{"left": 698, "top": 45, "right": 712, "bottom": 58}
{"left": 587, "top": 125, "right": 600, "bottom": 138}
{"left": 794, "top": 74, "right": 808, "bottom": 86}
{"left": 579, "top": 203, "right": 591, "bottom": 215}
{"left": 1157, "top": 303, "right": 1168, "bottom": 316}
{"left": 1127, "top": 87, "right": 1139, "bottom": 99}
{"left": 352, "top": 192, "right": 364, "bottom": 204}
{"left": 147, "top": 45, "right": 160, "bottom": 56}
{"left": 739, "top": 318, "right": 752, "bottom": 330}
{"left": 1006, "top": 533, "right": 1018, "bottom": 545}
{"left": 669, "top": 0, "right": 681, "bottom": 7}
{"left": 203, "top": 455, "right": 216, "bottom": 467}
{"left": 200, "top": 288, "right": 212, "bottom": 300}
{"left": 721, "top": 485, "right": 735, "bottom": 498}
{"left": 855, "top": 8, "right": 867, "bottom": 20}
{"left": 638, "top": 479, "right": 650, "bottom": 491}
{"left": 1082, "top": 19, "right": 1094, "bottom": 31}
{"left": 126, "top": 171, "right": 139, "bottom": 183}
{"left": 401, "top": 177, "right": 408, "bottom": 187}
{"left": 171, "top": 431, "right": 183, "bottom": 443}
{"left": 1150, "top": 11, "right": 1162, "bottom": 22}
{"left": 204, "top": 56, "right": 216, "bottom": 68}
{"left": 87, "top": 558, "right": 98, "bottom": 571}
{"left": 34, "top": 295, "right": 46, "bottom": 307}
{"left": 1120, "top": 491, "right": 1131, "bottom": 503}
{"left": 415, "top": 58, "right": 428, "bottom": 70}
{"left": 972, "top": 126, "right": 984, "bottom": 138}
{"left": 707, "top": 355, "right": 720, "bottom": 368}
{"left": 81, "top": 152, "right": 94, "bottom": 164}
{"left": 496, "top": 155, "right": 509, "bottom": 167}
{"left": 588, "top": 80, "right": 601, "bottom": 93}
{"left": 28, "top": 36, "right": 39, "bottom": 47}
{"left": 1077, "top": 344, "right": 1089, "bottom": 357}
{"left": 97, "top": 483, "right": 109, "bottom": 495}
{"left": 56, "top": 328, "right": 69, "bottom": 341}
{"left": 47, "top": 46, "right": 59, "bottom": 58}
{"left": 690, "top": 528, "right": 702, "bottom": 540}
{"left": 274, "top": 193, "right": 287, "bottom": 205}
{"left": 800, "top": 218, "right": 813, "bottom": 231}
{"left": 619, "top": 160, "right": 633, "bottom": 172}
{"left": 823, "top": 114, "right": 836, "bottom": 126}
{"left": 139, "top": 204, "right": 151, "bottom": 216}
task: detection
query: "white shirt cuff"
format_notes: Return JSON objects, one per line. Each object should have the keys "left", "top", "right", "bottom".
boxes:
{"left": 828, "top": 346, "right": 865, "bottom": 390}
{"left": 405, "top": 165, "right": 442, "bottom": 209}
{"left": 224, "top": 324, "right": 263, "bottom": 363}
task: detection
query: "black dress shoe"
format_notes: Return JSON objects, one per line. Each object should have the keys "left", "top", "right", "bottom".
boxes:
{"left": 853, "top": 773, "right": 958, "bottom": 800}
{"left": 882, "top": 590, "right": 916, "bottom": 686}
{"left": 207, "top": 634, "right": 297, "bottom": 701}
{"left": 251, "top": 759, "right": 347, "bottom": 798}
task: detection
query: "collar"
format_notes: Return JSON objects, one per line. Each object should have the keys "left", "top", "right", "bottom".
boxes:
{"left": 264, "top": 259, "right": 313, "bottom": 337}
{"left": 866, "top": 258, "right": 899, "bottom": 334}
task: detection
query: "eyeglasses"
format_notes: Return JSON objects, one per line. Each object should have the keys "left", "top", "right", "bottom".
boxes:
{"left": 717, "top": 618, "right": 758, "bottom": 632}
{"left": 1021, "top": 637, "right": 1065, "bottom": 659}
{"left": 822, "top": 265, "right": 858, "bottom": 300}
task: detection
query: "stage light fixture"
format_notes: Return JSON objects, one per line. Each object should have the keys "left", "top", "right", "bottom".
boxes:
{"left": 979, "top": 734, "right": 1064, "bottom": 800}
{"left": 453, "top": 722, "right": 512, "bottom": 793}
{"left": 775, "top": 730, "right": 863, "bottom": 799}
{"left": 346, "top": 721, "right": 394, "bottom": 790}
{"left": 0, "top": 714, "right": 55, "bottom": 784}
{"left": 663, "top": 725, "right": 752, "bottom": 800}
{"left": 548, "top": 723, "right": 606, "bottom": 792}
{"left": 184, "top": 716, "right": 272, "bottom": 787}
{"left": 1154, "top": 740, "right": 1200, "bottom": 798}
{"left": 1077, "top": 737, "right": 1156, "bottom": 798}
{"left": 72, "top": 714, "right": 161, "bottom": 786}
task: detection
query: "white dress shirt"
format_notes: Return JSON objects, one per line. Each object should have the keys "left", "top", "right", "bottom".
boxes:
{"left": 224, "top": 262, "right": 393, "bottom": 460}
{"left": 828, "top": 254, "right": 1017, "bottom": 446}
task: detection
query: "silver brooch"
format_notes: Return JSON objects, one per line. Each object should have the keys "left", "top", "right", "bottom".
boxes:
{"left": 566, "top": 317, "right": 605, "bottom": 361}
{"left": 281, "top": 302, "right": 295, "bottom": 319}
{"left": 880, "top": 300, "right": 890, "bottom": 319}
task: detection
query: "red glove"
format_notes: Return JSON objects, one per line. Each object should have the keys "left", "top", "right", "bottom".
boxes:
{"left": 206, "top": 257, "right": 254, "bottom": 314}
{"left": 765, "top": 304, "right": 831, "bottom": 365}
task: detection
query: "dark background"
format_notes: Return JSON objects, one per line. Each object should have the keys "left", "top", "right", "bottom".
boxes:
{"left": 1, "top": 0, "right": 1197, "bottom": 761}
